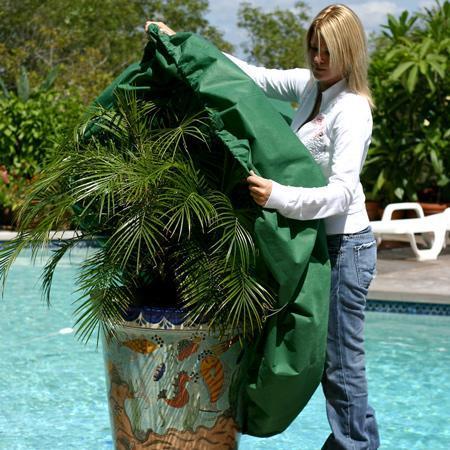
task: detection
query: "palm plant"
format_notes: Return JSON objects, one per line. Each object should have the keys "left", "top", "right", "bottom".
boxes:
{"left": 0, "top": 93, "right": 274, "bottom": 342}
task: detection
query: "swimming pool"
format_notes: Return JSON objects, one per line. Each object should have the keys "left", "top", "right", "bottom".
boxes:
{"left": 1, "top": 248, "right": 449, "bottom": 449}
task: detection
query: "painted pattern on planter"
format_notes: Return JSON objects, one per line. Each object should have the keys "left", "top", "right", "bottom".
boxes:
{"left": 102, "top": 310, "right": 243, "bottom": 449}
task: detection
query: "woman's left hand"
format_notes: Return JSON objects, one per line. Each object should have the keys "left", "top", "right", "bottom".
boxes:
{"left": 144, "top": 21, "right": 176, "bottom": 35}
{"left": 247, "top": 170, "right": 272, "bottom": 206}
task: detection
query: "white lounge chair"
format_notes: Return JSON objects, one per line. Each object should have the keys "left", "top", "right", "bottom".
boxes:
{"left": 370, "top": 202, "right": 450, "bottom": 261}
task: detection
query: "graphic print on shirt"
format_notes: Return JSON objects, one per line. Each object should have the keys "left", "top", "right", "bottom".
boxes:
{"left": 298, "top": 113, "right": 330, "bottom": 172}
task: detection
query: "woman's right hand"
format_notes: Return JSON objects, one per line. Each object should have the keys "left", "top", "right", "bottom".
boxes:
{"left": 144, "top": 21, "right": 176, "bottom": 36}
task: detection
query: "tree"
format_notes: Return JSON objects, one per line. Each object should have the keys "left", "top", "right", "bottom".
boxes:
{"left": 0, "top": 0, "right": 233, "bottom": 103}
{"left": 0, "top": 0, "right": 234, "bottom": 222}
{"left": 363, "top": 1, "right": 449, "bottom": 203}
{"left": 237, "top": 1, "right": 310, "bottom": 69}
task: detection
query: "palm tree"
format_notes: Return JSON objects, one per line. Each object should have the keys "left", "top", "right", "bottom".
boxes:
{"left": 0, "top": 93, "right": 274, "bottom": 343}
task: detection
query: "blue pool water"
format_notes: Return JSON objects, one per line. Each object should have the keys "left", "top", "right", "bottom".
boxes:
{"left": 0, "top": 248, "right": 449, "bottom": 449}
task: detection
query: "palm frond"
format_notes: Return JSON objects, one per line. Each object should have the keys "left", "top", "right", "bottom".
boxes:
{"left": 73, "top": 287, "right": 132, "bottom": 345}
{"left": 208, "top": 192, "right": 256, "bottom": 270}
{"left": 151, "top": 110, "right": 211, "bottom": 159}
{"left": 0, "top": 234, "right": 36, "bottom": 293}
{"left": 159, "top": 165, "right": 217, "bottom": 239}
{"left": 105, "top": 205, "right": 166, "bottom": 272}
{"left": 41, "top": 238, "right": 85, "bottom": 305}
{"left": 74, "top": 248, "right": 133, "bottom": 344}
{"left": 173, "top": 241, "right": 274, "bottom": 338}
{"left": 216, "top": 268, "right": 274, "bottom": 336}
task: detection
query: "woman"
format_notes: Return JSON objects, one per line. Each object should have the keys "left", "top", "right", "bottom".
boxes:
{"left": 146, "top": 4, "right": 379, "bottom": 449}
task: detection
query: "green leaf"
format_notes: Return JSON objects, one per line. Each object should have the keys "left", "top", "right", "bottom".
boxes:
{"left": 209, "top": 192, "right": 255, "bottom": 270}
{"left": 429, "top": 149, "right": 443, "bottom": 174}
{"left": 374, "top": 170, "right": 385, "bottom": 192}
{"left": 17, "top": 66, "right": 30, "bottom": 102}
{"left": 418, "top": 60, "right": 428, "bottom": 76}
{"left": 427, "top": 58, "right": 446, "bottom": 78}
{"left": 384, "top": 48, "right": 399, "bottom": 62}
{"left": 41, "top": 238, "right": 82, "bottom": 305}
{"left": 394, "top": 187, "right": 404, "bottom": 199}
{"left": 406, "top": 65, "right": 418, "bottom": 93}
{"left": 437, "top": 175, "right": 450, "bottom": 187}
{"left": 40, "top": 66, "right": 59, "bottom": 91}
{"left": 391, "top": 61, "right": 415, "bottom": 80}
{"left": 419, "top": 38, "right": 432, "bottom": 59}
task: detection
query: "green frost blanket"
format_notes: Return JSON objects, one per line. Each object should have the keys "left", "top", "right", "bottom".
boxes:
{"left": 94, "top": 26, "right": 330, "bottom": 437}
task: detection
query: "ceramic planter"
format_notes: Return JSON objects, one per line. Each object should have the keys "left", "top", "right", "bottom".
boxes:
{"left": 102, "top": 307, "right": 243, "bottom": 450}
{"left": 365, "top": 200, "right": 381, "bottom": 221}
{"left": 419, "top": 202, "right": 448, "bottom": 216}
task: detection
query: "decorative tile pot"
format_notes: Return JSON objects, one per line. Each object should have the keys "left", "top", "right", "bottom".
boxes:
{"left": 102, "top": 307, "right": 243, "bottom": 449}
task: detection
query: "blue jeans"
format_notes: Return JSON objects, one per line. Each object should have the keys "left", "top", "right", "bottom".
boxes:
{"left": 321, "top": 227, "right": 380, "bottom": 450}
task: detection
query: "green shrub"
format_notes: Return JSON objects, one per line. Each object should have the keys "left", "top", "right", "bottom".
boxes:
{"left": 363, "top": 1, "right": 449, "bottom": 203}
{"left": 0, "top": 74, "right": 83, "bottom": 221}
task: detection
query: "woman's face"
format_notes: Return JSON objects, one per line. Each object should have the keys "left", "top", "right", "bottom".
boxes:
{"left": 309, "top": 33, "right": 342, "bottom": 91}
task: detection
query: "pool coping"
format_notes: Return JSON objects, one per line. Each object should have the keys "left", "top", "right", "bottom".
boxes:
{"left": 0, "top": 230, "right": 80, "bottom": 240}
{"left": 366, "top": 299, "right": 450, "bottom": 315}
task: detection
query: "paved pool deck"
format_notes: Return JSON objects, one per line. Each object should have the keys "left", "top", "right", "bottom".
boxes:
{"left": 369, "top": 242, "right": 450, "bottom": 305}
{"left": 1, "top": 230, "right": 449, "bottom": 306}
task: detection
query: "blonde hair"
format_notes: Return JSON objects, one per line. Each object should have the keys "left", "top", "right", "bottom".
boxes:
{"left": 306, "top": 4, "right": 373, "bottom": 108}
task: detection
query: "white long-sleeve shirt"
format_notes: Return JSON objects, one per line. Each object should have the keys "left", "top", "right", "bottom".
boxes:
{"left": 226, "top": 54, "right": 372, "bottom": 235}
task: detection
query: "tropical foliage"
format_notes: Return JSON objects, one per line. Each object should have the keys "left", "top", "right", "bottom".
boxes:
{"left": 0, "top": 94, "right": 274, "bottom": 342}
{"left": 363, "top": 1, "right": 450, "bottom": 203}
{"left": 0, "top": 67, "right": 80, "bottom": 174}
{"left": 0, "top": 67, "right": 82, "bottom": 220}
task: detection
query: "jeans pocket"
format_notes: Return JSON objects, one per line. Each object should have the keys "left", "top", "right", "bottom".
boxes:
{"left": 353, "top": 240, "right": 377, "bottom": 290}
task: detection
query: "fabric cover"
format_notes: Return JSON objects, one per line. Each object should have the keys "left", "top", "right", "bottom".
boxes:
{"left": 93, "top": 26, "right": 330, "bottom": 437}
